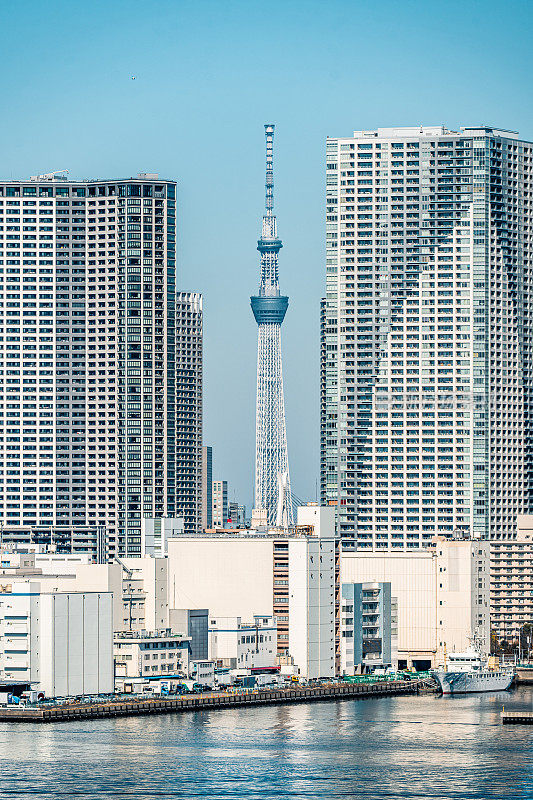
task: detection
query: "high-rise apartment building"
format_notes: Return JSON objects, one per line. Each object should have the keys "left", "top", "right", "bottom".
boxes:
{"left": 0, "top": 172, "right": 199, "bottom": 558}
{"left": 212, "top": 479, "right": 228, "bottom": 527}
{"left": 176, "top": 292, "right": 203, "bottom": 534}
{"left": 201, "top": 445, "right": 213, "bottom": 531}
{"left": 321, "top": 126, "right": 533, "bottom": 549}
{"left": 491, "top": 515, "right": 533, "bottom": 641}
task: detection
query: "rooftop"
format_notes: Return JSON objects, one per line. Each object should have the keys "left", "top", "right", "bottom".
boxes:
{"left": 331, "top": 125, "right": 522, "bottom": 141}
{"left": 0, "top": 171, "right": 175, "bottom": 184}
{"left": 114, "top": 629, "right": 190, "bottom": 642}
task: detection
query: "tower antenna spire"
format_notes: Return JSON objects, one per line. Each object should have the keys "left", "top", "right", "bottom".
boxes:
{"left": 251, "top": 124, "right": 293, "bottom": 529}
{"left": 265, "top": 123, "right": 275, "bottom": 217}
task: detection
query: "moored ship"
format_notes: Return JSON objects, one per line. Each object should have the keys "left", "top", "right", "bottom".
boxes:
{"left": 433, "top": 648, "right": 515, "bottom": 695}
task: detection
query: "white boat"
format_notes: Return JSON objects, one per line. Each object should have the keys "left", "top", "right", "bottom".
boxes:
{"left": 433, "top": 648, "right": 515, "bottom": 695}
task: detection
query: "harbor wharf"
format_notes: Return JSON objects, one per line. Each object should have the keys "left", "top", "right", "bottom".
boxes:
{"left": 0, "top": 680, "right": 418, "bottom": 723}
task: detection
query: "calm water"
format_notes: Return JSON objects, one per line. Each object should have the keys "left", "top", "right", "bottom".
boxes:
{"left": 0, "top": 687, "right": 532, "bottom": 800}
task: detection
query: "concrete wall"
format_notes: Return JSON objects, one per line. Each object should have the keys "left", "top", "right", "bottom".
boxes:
{"left": 35, "top": 564, "right": 123, "bottom": 634}
{"left": 0, "top": 584, "right": 113, "bottom": 697}
{"left": 42, "top": 592, "right": 114, "bottom": 697}
{"left": 296, "top": 505, "right": 335, "bottom": 538}
{"left": 435, "top": 538, "right": 490, "bottom": 658}
{"left": 342, "top": 539, "right": 489, "bottom": 667}
{"left": 167, "top": 538, "right": 274, "bottom": 619}
{"left": 208, "top": 616, "right": 240, "bottom": 663}
{"left": 289, "top": 537, "right": 336, "bottom": 678}
{"left": 34, "top": 554, "right": 91, "bottom": 573}
{"left": 122, "top": 557, "right": 169, "bottom": 630}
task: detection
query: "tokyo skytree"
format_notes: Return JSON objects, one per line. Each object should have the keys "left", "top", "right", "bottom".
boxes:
{"left": 251, "top": 124, "right": 293, "bottom": 528}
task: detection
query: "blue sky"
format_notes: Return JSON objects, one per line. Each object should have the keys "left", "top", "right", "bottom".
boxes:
{"left": 1, "top": 0, "right": 531, "bottom": 508}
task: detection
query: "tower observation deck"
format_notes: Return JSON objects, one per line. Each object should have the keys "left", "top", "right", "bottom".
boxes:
{"left": 251, "top": 124, "right": 293, "bottom": 528}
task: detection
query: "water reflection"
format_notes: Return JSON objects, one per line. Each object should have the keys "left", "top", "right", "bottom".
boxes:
{"left": 0, "top": 688, "right": 531, "bottom": 799}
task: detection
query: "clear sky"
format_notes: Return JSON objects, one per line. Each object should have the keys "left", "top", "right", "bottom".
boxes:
{"left": 1, "top": 0, "right": 531, "bottom": 509}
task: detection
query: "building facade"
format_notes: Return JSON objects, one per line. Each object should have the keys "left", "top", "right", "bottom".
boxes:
{"left": 288, "top": 527, "right": 337, "bottom": 678}
{"left": 0, "top": 582, "right": 113, "bottom": 697}
{"left": 175, "top": 292, "right": 203, "bottom": 535}
{"left": 141, "top": 516, "right": 184, "bottom": 557}
{"left": 114, "top": 629, "right": 190, "bottom": 680}
{"left": 170, "top": 608, "right": 209, "bottom": 660}
{"left": 342, "top": 535, "right": 490, "bottom": 669}
{"left": 491, "top": 515, "right": 533, "bottom": 641}
{"left": 227, "top": 501, "right": 246, "bottom": 528}
{"left": 201, "top": 446, "right": 213, "bottom": 531}
{"left": 208, "top": 615, "right": 277, "bottom": 669}
{"left": 0, "top": 549, "right": 180, "bottom": 635}
{"left": 321, "top": 126, "right": 533, "bottom": 548}
{"left": 212, "top": 480, "right": 228, "bottom": 528}
{"left": 0, "top": 173, "right": 186, "bottom": 558}
{"left": 166, "top": 505, "right": 339, "bottom": 677}
{"left": 341, "top": 581, "right": 395, "bottom": 674}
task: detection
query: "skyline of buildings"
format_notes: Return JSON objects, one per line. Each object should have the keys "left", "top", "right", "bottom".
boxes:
{"left": 0, "top": 121, "right": 532, "bottom": 650}
{"left": 321, "top": 125, "right": 533, "bottom": 550}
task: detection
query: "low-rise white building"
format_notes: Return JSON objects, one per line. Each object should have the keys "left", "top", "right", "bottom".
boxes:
{"left": 208, "top": 615, "right": 277, "bottom": 669}
{"left": 342, "top": 535, "right": 490, "bottom": 669}
{"left": 0, "top": 551, "right": 171, "bottom": 635}
{"left": 189, "top": 659, "right": 216, "bottom": 685}
{"left": 0, "top": 580, "right": 113, "bottom": 697}
{"left": 114, "top": 629, "right": 190, "bottom": 682}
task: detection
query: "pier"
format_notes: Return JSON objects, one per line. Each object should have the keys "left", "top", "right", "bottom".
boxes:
{"left": 502, "top": 710, "right": 533, "bottom": 724}
{"left": 0, "top": 680, "right": 417, "bottom": 723}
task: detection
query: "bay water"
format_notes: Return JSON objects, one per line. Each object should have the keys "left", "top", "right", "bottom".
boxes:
{"left": 0, "top": 687, "right": 531, "bottom": 799}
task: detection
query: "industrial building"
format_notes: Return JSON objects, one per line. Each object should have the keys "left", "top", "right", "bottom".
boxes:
{"left": 342, "top": 534, "right": 490, "bottom": 669}
{"left": 166, "top": 505, "right": 339, "bottom": 678}
{"left": 0, "top": 581, "right": 113, "bottom": 697}
{"left": 113, "top": 629, "right": 190, "bottom": 681}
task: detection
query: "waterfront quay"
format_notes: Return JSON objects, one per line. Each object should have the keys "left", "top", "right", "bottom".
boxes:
{"left": 0, "top": 679, "right": 417, "bottom": 723}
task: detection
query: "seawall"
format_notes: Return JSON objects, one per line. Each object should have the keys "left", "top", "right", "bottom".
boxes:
{"left": 0, "top": 680, "right": 418, "bottom": 723}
